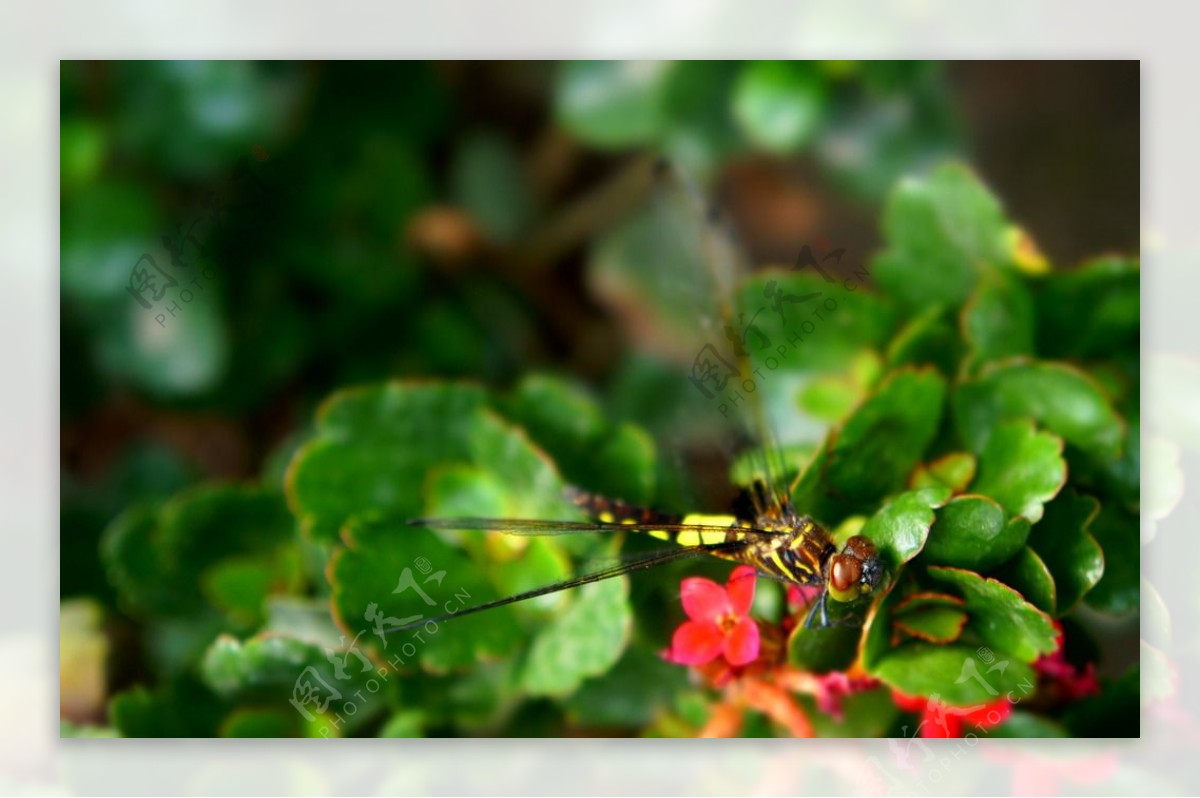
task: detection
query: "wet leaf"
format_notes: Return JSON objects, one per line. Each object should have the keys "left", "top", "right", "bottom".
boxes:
{"left": 969, "top": 419, "right": 1067, "bottom": 523}
{"left": 927, "top": 566, "right": 1058, "bottom": 663}
{"left": 953, "top": 360, "right": 1124, "bottom": 461}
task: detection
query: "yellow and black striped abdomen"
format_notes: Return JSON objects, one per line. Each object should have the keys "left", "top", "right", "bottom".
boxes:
{"left": 565, "top": 486, "right": 684, "bottom": 527}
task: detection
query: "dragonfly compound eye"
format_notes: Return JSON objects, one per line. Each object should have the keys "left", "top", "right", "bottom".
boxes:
{"left": 828, "top": 554, "right": 862, "bottom": 602}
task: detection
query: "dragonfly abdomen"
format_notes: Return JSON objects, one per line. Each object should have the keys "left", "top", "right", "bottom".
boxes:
{"left": 566, "top": 486, "right": 750, "bottom": 547}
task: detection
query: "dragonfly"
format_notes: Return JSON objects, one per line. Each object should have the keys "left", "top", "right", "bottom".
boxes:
{"left": 389, "top": 159, "right": 884, "bottom": 637}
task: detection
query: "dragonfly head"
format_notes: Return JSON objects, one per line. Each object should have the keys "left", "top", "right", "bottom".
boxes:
{"left": 827, "top": 535, "right": 885, "bottom": 603}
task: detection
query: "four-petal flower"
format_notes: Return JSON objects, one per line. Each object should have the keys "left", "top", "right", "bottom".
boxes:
{"left": 665, "top": 565, "right": 761, "bottom": 667}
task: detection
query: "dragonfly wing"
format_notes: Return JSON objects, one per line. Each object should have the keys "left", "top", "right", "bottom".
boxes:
{"left": 383, "top": 538, "right": 752, "bottom": 635}
{"left": 407, "top": 516, "right": 788, "bottom": 539}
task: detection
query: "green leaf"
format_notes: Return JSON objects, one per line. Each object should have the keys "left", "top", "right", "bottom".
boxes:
{"left": 885, "top": 306, "right": 961, "bottom": 375}
{"left": 379, "top": 710, "right": 425, "bottom": 738}
{"left": 1027, "top": 490, "right": 1104, "bottom": 614}
{"left": 953, "top": 360, "right": 1125, "bottom": 461}
{"left": 909, "top": 451, "right": 976, "bottom": 493}
{"left": 805, "top": 687, "right": 899, "bottom": 738}
{"left": 892, "top": 594, "right": 968, "bottom": 644}
{"left": 201, "top": 633, "right": 362, "bottom": 701}
{"left": 872, "top": 163, "right": 1011, "bottom": 311}
{"left": 565, "top": 643, "right": 690, "bottom": 729}
{"left": 555, "top": 61, "right": 670, "bottom": 148}
{"left": 109, "top": 676, "right": 228, "bottom": 737}
{"left": 219, "top": 708, "right": 299, "bottom": 737}
{"left": 927, "top": 566, "right": 1058, "bottom": 663}
{"left": 794, "top": 368, "right": 946, "bottom": 520}
{"left": 101, "top": 485, "right": 295, "bottom": 619}
{"left": 658, "top": 61, "right": 743, "bottom": 175}
{"left": 858, "top": 486, "right": 951, "bottom": 573}
{"left": 992, "top": 546, "right": 1057, "bottom": 615}
{"left": 872, "top": 643, "right": 1036, "bottom": 707}
{"left": 520, "top": 575, "right": 631, "bottom": 698}
{"left": 1036, "top": 256, "right": 1139, "bottom": 359}
{"left": 894, "top": 604, "right": 968, "bottom": 644}
{"left": 1084, "top": 504, "right": 1139, "bottom": 616}
{"left": 286, "top": 382, "right": 489, "bottom": 543}
{"left": 1063, "top": 664, "right": 1139, "bottom": 738}
{"left": 923, "top": 494, "right": 1032, "bottom": 571}
{"left": 738, "top": 270, "right": 898, "bottom": 376}
{"left": 969, "top": 419, "right": 1067, "bottom": 523}
{"left": 788, "top": 621, "right": 861, "bottom": 673}
{"left": 858, "top": 579, "right": 905, "bottom": 671}
{"left": 328, "top": 518, "right": 525, "bottom": 673}
{"left": 961, "top": 269, "right": 1035, "bottom": 371}
{"left": 503, "top": 374, "right": 656, "bottom": 504}
{"left": 991, "top": 710, "right": 1068, "bottom": 738}
{"left": 732, "top": 61, "right": 827, "bottom": 153}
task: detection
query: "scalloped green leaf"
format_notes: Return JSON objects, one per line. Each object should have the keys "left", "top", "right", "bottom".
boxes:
{"left": 503, "top": 374, "right": 656, "bottom": 505}
{"left": 872, "top": 643, "right": 1036, "bottom": 707}
{"left": 101, "top": 485, "right": 295, "bottom": 619}
{"left": 953, "top": 360, "right": 1124, "bottom": 460}
{"left": 565, "top": 643, "right": 691, "bottom": 729}
{"left": 1036, "top": 256, "right": 1139, "bottom": 359}
{"left": 961, "top": 269, "right": 1034, "bottom": 372}
{"left": 992, "top": 546, "right": 1057, "bottom": 615}
{"left": 202, "top": 634, "right": 369, "bottom": 700}
{"left": 286, "top": 382, "right": 490, "bottom": 542}
{"left": 328, "top": 517, "right": 525, "bottom": 673}
{"left": 927, "top": 566, "right": 1058, "bottom": 663}
{"left": 794, "top": 368, "right": 946, "bottom": 521}
{"left": 520, "top": 575, "right": 631, "bottom": 698}
{"left": 969, "top": 419, "right": 1066, "bottom": 523}
{"left": 872, "top": 163, "right": 1012, "bottom": 311}
{"left": 1028, "top": 490, "right": 1104, "bottom": 614}
{"left": 923, "top": 495, "right": 1032, "bottom": 570}
{"left": 732, "top": 60, "right": 827, "bottom": 153}
{"left": 736, "top": 269, "right": 898, "bottom": 376}
{"left": 858, "top": 486, "right": 951, "bottom": 573}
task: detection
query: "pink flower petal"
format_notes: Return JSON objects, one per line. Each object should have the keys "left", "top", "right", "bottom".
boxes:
{"left": 680, "top": 577, "right": 730, "bottom": 621}
{"left": 726, "top": 565, "right": 758, "bottom": 616}
{"left": 723, "top": 616, "right": 761, "bottom": 666}
{"left": 667, "top": 620, "right": 725, "bottom": 665}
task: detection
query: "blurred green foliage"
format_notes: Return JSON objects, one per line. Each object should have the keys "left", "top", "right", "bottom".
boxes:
{"left": 61, "top": 62, "right": 1138, "bottom": 738}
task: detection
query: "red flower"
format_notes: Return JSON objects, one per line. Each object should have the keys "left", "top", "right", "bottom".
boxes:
{"left": 811, "top": 671, "right": 880, "bottom": 722}
{"left": 892, "top": 690, "right": 1011, "bottom": 738}
{"left": 1034, "top": 621, "right": 1100, "bottom": 701}
{"left": 665, "top": 565, "right": 760, "bottom": 667}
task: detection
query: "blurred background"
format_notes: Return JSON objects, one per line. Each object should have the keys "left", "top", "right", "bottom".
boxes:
{"left": 59, "top": 60, "right": 1139, "bottom": 734}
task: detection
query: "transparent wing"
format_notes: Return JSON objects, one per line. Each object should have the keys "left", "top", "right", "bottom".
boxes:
{"left": 383, "top": 537, "right": 751, "bottom": 635}
{"left": 408, "top": 516, "right": 787, "bottom": 539}
{"left": 591, "top": 159, "right": 795, "bottom": 519}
